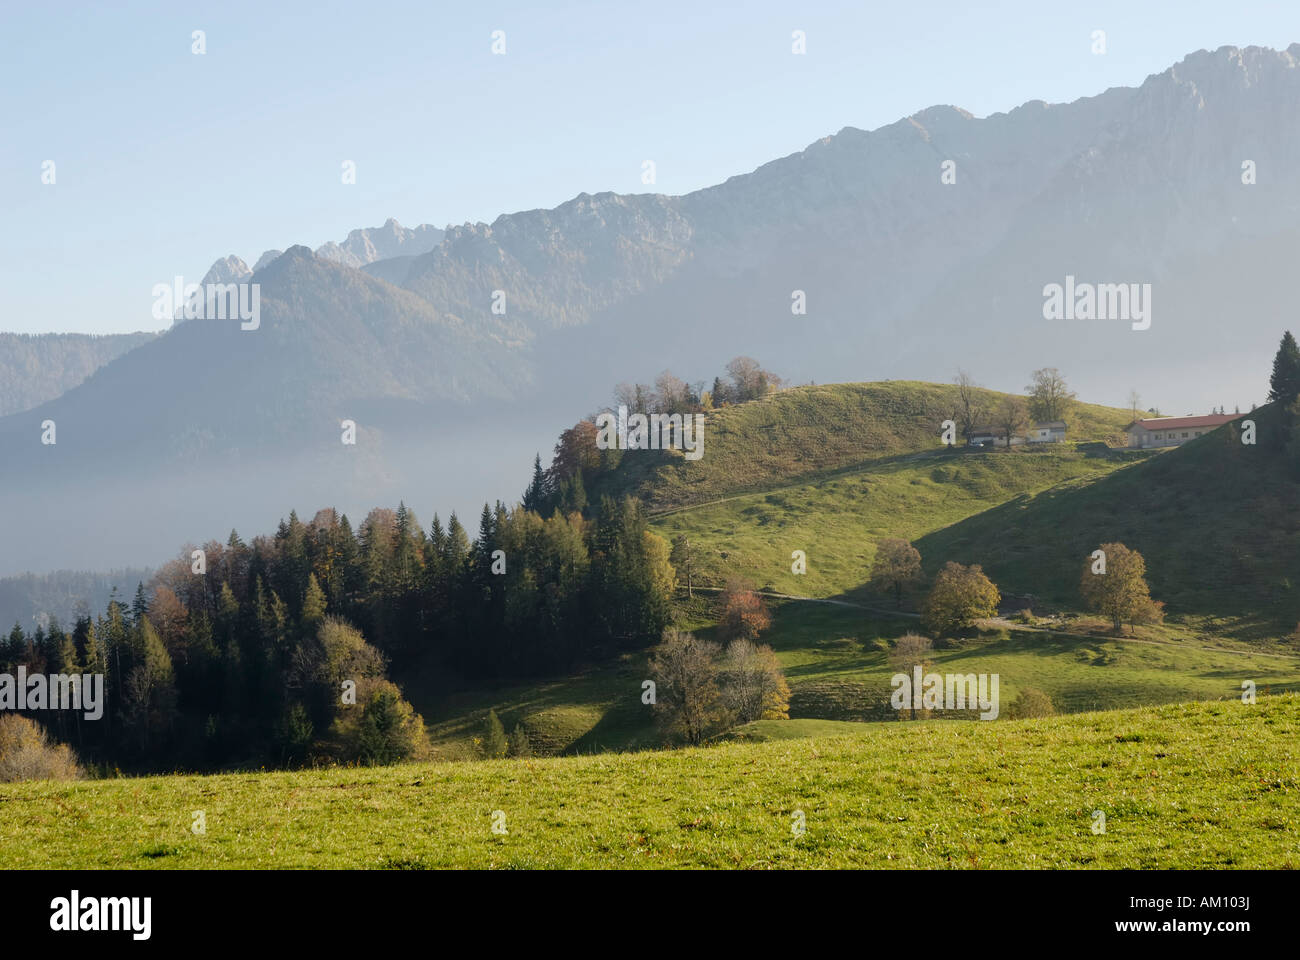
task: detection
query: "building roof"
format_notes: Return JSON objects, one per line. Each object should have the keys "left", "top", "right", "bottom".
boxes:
{"left": 1034, "top": 420, "right": 1067, "bottom": 429}
{"left": 1125, "top": 413, "right": 1237, "bottom": 433}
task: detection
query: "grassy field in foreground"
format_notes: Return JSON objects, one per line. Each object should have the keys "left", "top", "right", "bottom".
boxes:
{"left": 1, "top": 696, "right": 1296, "bottom": 869}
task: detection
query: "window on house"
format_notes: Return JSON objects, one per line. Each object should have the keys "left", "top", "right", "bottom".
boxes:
{"left": 1182, "top": 432, "right": 1189, "bottom": 438}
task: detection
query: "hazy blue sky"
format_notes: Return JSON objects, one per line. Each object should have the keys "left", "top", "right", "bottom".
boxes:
{"left": 5, "top": 0, "right": 1300, "bottom": 334}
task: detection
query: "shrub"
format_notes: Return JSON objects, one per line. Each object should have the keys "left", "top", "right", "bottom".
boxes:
{"left": 1008, "top": 688, "right": 1056, "bottom": 719}
{"left": 332, "top": 678, "right": 430, "bottom": 765}
{"left": 0, "top": 715, "right": 83, "bottom": 782}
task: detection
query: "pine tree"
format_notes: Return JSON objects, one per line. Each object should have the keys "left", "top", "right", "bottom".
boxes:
{"left": 477, "top": 502, "right": 497, "bottom": 553}
{"left": 131, "top": 582, "right": 149, "bottom": 626}
{"left": 1268, "top": 331, "right": 1300, "bottom": 403}
{"left": 444, "top": 513, "right": 471, "bottom": 570}
{"left": 508, "top": 722, "right": 532, "bottom": 757}
{"left": 49, "top": 618, "right": 79, "bottom": 673}
{"left": 481, "top": 709, "right": 508, "bottom": 758}
{"left": 522, "top": 453, "right": 549, "bottom": 513}
{"left": 560, "top": 468, "right": 587, "bottom": 515}
{"left": 301, "top": 573, "right": 327, "bottom": 629}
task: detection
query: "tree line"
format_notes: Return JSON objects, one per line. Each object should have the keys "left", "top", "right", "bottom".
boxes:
{"left": 1, "top": 495, "right": 675, "bottom": 773}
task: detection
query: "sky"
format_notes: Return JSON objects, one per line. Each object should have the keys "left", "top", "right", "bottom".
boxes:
{"left": 4, "top": 0, "right": 1300, "bottom": 335}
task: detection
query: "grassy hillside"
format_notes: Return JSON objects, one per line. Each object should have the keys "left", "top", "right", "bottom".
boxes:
{"left": 3, "top": 695, "right": 1295, "bottom": 868}
{"left": 410, "top": 390, "right": 1298, "bottom": 761}
{"left": 406, "top": 598, "right": 1300, "bottom": 759}
{"left": 918, "top": 402, "right": 1300, "bottom": 630}
{"left": 650, "top": 444, "right": 1151, "bottom": 600}
{"left": 592, "top": 381, "right": 1135, "bottom": 511}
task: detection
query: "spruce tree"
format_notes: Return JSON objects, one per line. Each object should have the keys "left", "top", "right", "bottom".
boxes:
{"left": 301, "top": 573, "right": 327, "bottom": 629}
{"left": 522, "top": 453, "right": 549, "bottom": 513}
{"left": 508, "top": 722, "right": 532, "bottom": 757}
{"left": 131, "top": 582, "right": 148, "bottom": 626}
{"left": 481, "top": 709, "right": 508, "bottom": 758}
{"left": 1268, "top": 330, "right": 1300, "bottom": 403}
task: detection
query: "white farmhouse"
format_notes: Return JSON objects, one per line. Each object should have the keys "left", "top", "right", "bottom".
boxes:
{"left": 1028, "top": 420, "right": 1067, "bottom": 443}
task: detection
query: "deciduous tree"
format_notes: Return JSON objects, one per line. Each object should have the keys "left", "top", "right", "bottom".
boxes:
{"left": 921, "top": 562, "right": 1000, "bottom": 636}
{"left": 870, "top": 538, "right": 923, "bottom": 608}
{"left": 1080, "top": 542, "right": 1163, "bottom": 634}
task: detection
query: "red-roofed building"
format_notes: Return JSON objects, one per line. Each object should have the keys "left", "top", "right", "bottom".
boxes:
{"left": 1124, "top": 413, "right": 1237, "bottom": 448}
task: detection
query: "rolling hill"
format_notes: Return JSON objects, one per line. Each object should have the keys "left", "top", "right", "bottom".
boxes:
{"left": 593, "top": 380, "right": 1136, "bottom": 511}
{"left": 403, "top": 383, "right": 1300, "bottom": 759}
{"left": 917, "top": 401, "right": 1300, "bottom": 630}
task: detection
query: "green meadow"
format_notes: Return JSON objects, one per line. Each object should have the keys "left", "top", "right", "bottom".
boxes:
{"left": 2, "top": 695, "right": 1294, "bottom": 869}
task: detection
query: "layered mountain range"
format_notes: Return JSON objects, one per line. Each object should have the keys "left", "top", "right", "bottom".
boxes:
{"left": 4, "top": 43, "right": 1300, "bottom": 574}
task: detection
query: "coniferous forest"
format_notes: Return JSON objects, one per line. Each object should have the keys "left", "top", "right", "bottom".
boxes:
{"left": 0, "top": 495, "right": 674, "bottom": 773}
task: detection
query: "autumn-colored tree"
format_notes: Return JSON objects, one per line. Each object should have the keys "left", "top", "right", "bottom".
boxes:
{"left": 719, "top": 640, "right": 790, "bottom": 723}
{"left": 888, "top": 633, "right": 933, "bottom": 720}
{"left": 148, "top": 585, "right": 189, "bottom": 664}
{"left": 0, "top": 715, "right": 82, "bottom": 782}
{"left": 548, "top": 419, "right": 601, "bottom": 486}
{"left": 1080, "top": 542, "right": 1163, "bottom": 634}
{"left": 870, "top": 538, "right": 923, "bottom": 608}
{"left": 921, "top": 562, "right": 1000, "bottom": 636}
{"left": 717, "top": 579, "right": 771, "bottom": 643}
{"left": 333, "top": 678, "right": 429, "bottom": 764}
{"left": 648, "top": 629, "right": 727, "bottom": 745}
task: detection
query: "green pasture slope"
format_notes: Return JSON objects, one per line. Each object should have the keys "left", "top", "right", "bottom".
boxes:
{"left": 409, "top": 598, "right": 1300, "bottom": 759}
{"left": 406, "top": 389, "right": 1300, "bottom": 760}
{"left": 593, "top": 380, "right": 1135, "bottom": 511}
{"left": 919, "top": 401, "right": 1300, "bottom": 631}
{"left": 2, "top": 695, "right": 1295, "bottom": 868}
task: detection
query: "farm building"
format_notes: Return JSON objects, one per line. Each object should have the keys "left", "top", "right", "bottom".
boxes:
{"left": 1028, "top": 420, "right": 1067, "bottom": 443}
{"left": 1124, "top": 413, "right": 1237, "bottom": 448}
{"left": 969, "top": 420, "right": 1065, "bottom": 447}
